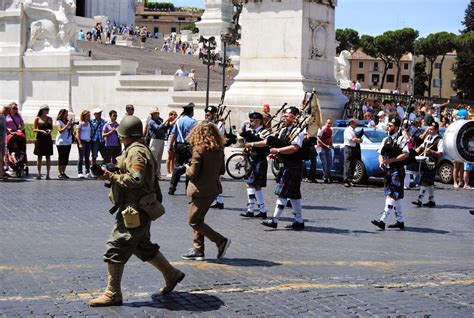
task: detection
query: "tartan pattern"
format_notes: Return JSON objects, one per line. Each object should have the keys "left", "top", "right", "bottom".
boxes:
{"left": 420, "top": 164, "right": 437, "bottom": 186}
{"left": 383, "top": 167, "right": 405, "bottom": 200}
{"left": 247, "top": 159, "right": 268, "bottom": 187}
{"left": 275, "top": 165, "right": 303, "bottom": 199}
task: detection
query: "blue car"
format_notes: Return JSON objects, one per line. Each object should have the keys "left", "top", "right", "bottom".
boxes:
{"left": 306, "top": 127, "right": 387, "bottom": 184}
{"left": 305, "top": 126, "right": 455, "bottom": 184}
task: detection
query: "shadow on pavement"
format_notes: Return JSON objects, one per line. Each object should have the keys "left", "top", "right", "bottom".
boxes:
{"left": 302, "top": 205, "right": 347, "bottom": 211}
{"left": 403, "top": 227, "right": 450, "bottom": 234}
{"left": 124, "top": 291, "right": 223, "bottom": 312}
{"left": 207, "top": 258, "right": 281, "bottom": 267}
{"left": 302, "top": 226, "right": 376, "bottom": 235}
{"left": 435, "top": 204, "right": 472, "bottom": 210}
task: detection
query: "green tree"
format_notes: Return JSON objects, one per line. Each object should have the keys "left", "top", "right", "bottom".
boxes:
{"left": 360, "top": 34, "right": 394, "bottom": 89}
{"left": 335, "top": 28, "right": 360, "bottom": 54}
{"left": 416, "top": 35, "right": 440, "bottom": 97}
{"left": 435, "top": 32, "right": 457, "bottom": 97}
{"left": 388, "top": 28, "right": 419, "bottom": 90}
{"left": 461, "top": 1, "right": 474, "bottom": 34}
{"left": 414, "top": 59, "right": 429, "bottom": 96}
{"left": 454, "top": 32, "right": 474, "bottom": 99}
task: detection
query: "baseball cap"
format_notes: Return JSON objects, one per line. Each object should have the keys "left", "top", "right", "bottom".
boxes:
{"left": 93, "top": 108, "right": 103, "bottom": 114}
{"left": 377, "top": 111, "right": 385, "bottom": 117}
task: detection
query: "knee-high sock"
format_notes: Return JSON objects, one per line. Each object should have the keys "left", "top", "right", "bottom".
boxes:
{"left": 216, "top": 195, "right": 224, "bottom": 204}
{"left": 404, "top": 171, "right": 411, "bottom": 188}
{"left": 246, "top": 188, "right": 256, "bottom": 212}
{"left": 394, "top": 199, "right": 404, "bottom": 223}
{"left": 428, "top": 186, "right": 435, "bottom": 201}
{"left": 255, "top": 190, "right": 266, "bottom": 212}
{"left": 290, "top": 199, "right": 303, "bottom": 223}
{"left": 418, "top": 186, "right": 427, "bottom": 202}
{"left": 273, "top": 197, "right": 287, "bottom": 222}
{"left": 380, "top": 197, "right": 396, "bottom": 223}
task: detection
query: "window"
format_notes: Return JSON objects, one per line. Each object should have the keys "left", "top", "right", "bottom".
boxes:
{"left": 154, "top": 27, "right": 159, "bottom": 34}
{"left": 373, "top": 62, "right": 379, "bottom": 71}
{"left": 402, "top": 75, "right": 410, "bottom": 83}
{"left": 403, "top": 63, "right": 409, "bottom": 70}
{"left": 372, "top": 74, "right": 380, "bottom": 83}
{"left": 359, "top": 61, "right": 364, "bottom": 69}
{"left": 452, "top": 63, "right": 458, "bottom": 70}
{"left": 171, "top": 27, "right": 177, "bottom": 33}
{"left": 386, "top": 74, "right": 395, "bottom": 83}
{"left": 433, "top": 79, "right": 441, "bottom": 88}
{"left": 142, "top": 15, "right": 148, "bottom": 19}
{"left": 178, "top": 17, "right": 186, "bottom": 21}
{"left": 357, "top": 74, "right": 365, "bottom": 82}
{"left": 434, "top": 63, "right": 441, "bottom": 69}
{"left": 451, "top": 80, "right": 456, "bottom": 89}
{"left": 153, "top": 16, "right": 159, "bottom": 20}
{"left": 388, "top": 63, "right": 393, "bottom": 69}
{"left": 332, "top": 130, "right": 344, "bottom": 144}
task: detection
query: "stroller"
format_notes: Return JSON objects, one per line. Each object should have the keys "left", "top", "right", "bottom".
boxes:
{"left": 6, "top": 131, "right": 29, "bottom": 178}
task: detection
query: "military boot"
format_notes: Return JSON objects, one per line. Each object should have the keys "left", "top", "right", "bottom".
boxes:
{"left": 89, "top": 263, "right": 124, "bottom": 307}
{"left": 148, "top": 251, "right": 185, "bottom": 295}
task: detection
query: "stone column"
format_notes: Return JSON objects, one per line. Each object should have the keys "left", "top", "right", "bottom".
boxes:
{"left": 225, "top": 0, "right": 347, "bottom": 122}
{"left": 196, "top": 0, "right": 234, "bottom": 52}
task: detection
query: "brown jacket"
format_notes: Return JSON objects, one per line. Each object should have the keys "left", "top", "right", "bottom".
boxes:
{"left": 186, "top": 148, "right": 225, "bottom": 198}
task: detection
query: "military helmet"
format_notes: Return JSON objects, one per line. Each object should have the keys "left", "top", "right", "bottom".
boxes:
{"left": 118, "top": 115, "right": 143, "bottom": 138}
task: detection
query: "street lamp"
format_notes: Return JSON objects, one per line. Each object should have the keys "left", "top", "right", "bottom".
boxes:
{"left": 219, "top": 32, "right": 233, "bottom": 96}
{"left": 199, "top": 36, "right": 217, "bottom": 108}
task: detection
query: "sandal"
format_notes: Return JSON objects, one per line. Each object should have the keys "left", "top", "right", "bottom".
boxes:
{"left": 45, "top": 176, "right": 51, "bottom": 180}
{"left": 35, "top": 175, "right": 42, "bottom": 180}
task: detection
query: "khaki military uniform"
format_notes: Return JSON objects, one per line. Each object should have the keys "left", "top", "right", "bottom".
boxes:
{"left": 104, "top": 140, "right": 163, "bottom": 264}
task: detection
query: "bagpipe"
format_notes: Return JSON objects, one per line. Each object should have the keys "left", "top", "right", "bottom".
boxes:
{"left": 216, "top": 85, "right": 238, "bottom": 147}
{"left": 266, "top": 89, "right": 324, "bottom": 161}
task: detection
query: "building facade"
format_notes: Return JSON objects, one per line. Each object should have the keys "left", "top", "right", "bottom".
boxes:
{"left": 347, "top": 49, "right": 458, "bottom": 98}
{"left": 135, "top": 2, "right": 203, "bottom": 36}
{"left": 348, "top": 50, "right": 414, "bottom": 94}
{"left": 76, "top": 0, "right": 138, "bottom": 26}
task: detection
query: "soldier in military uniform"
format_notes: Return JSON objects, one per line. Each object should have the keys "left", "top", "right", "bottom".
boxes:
{"left": 371, "top": 117, "right": 409, "bottom": 230}
{"left": 241, "top": 111, "right": 271, "bottom": 218}
{"left": 411, "top": 121, "right": 444, "bottom": 208}
{"left": 251, "top": 107, "right": 306, "bottom": 230}
{"left": 89, "top": 116, "right": 185, "bottom": 307}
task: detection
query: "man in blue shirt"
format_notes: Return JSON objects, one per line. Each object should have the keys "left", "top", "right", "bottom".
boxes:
{"left": 168, "top": 103, "right": 197, "bottom": 195}
{"left": 90, "top": 108, "right": 107, "bottom": 169}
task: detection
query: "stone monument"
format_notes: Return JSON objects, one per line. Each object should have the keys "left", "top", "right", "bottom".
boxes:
{"left": 225, "top": 0, "right": 347, "bottom": 122}
{"left": 196, "top": 0, "right": 234, "bottom": 52}
{"left": 76, "top": 0, "right": 137, "bottom": 26}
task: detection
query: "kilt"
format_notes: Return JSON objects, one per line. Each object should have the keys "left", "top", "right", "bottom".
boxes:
{"left": 384, "top": 167, "right": 405, "bottom": 200}
{"left": 247, "top": 159, "right": 268, "bottom": 188}
{"left": 420, "top": 164, "right": 436, "bottom": 186}
{"left": 275, "top": 164, "right": 303, "bottom": 199}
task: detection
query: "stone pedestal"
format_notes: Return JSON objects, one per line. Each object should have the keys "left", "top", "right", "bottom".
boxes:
{"left": 196, "top": 0, "right": 234, "bottom": 52}
{"left": 225, "top": 0, "right": 347, "bottom": 122}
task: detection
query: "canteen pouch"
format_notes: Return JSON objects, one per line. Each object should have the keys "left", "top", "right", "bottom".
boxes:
{"left": 274, "top": 183, "right": 283, "bottom": 196}
{"left": 139, "top": 192, "right": 165, "bottom": 221}
{"left": 121, "top": 206, "right": 141, "bottom": 229}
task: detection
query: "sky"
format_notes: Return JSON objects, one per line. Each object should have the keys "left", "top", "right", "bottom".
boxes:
{"left": 159, "top": 0, "right": 470, "bottom": 37}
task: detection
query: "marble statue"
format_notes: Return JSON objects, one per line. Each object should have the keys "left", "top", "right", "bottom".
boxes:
{"left": 23, "top": 0, "right": 77, "bottom": 51}
{"left": 6, "top": 0, "right": 22, "bottom": 10}
{"left": 334, "top": 50, "right": 351, "bottom": 88}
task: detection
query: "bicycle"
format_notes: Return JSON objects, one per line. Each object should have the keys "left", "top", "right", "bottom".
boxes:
{"left": 225, "top": 150, "right": 250, "bottom": 179}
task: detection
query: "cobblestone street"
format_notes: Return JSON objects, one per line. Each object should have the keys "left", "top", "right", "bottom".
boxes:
{"left": 1, "top": 173, "right": 473, "bottom": 317}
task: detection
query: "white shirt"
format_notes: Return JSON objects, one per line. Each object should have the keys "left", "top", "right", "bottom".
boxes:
{"left": 422, "top": 134, "right": 443, "bottom": 154}
{"left": 397, "top": 106, "right": 405, "bottom": 119}
{"left": 343, "top": 126, "right": 357, "bottom": 147}
{"left": 174, "top": 68, "right": 188, "bottom": 77}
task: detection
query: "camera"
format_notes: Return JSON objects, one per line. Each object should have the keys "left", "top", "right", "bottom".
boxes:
{"left": 91, "top": 163, "right": 120, "bottom": 187}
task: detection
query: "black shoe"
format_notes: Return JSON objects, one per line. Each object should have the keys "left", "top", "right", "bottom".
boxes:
{"left": 240, "top": 211, "right": 255, "bottom": 217}
{"left": 181, "top": 248, "right": 205, "bottom": 261}
{"left": 324, "top": 179, "right": 329, "bottom": 184}
{"left": 58, "top": 174, "right": 65, "bottom": 180}
{"left": 168, "top": 189, "right": 175, "bottom": 195}
{"left": 411, "top": 200, "right": 422, "bottom": 207}
{"left": 262, "top": 219, "right": 277, "bottom": 229}
{"left": 285, "top": 221, "right": 305, "bottom": 230}
{"left": 254, "top": 212, "right": 267, "bottom": 219}
{"left": 387, "top": 221, "right": 405, "bottom": 230}
{"left": 210, "top": 202, "right": 224, "bottom": 209}
{"left": 423, "top": 201, "right": 436, "bottom": 208}
{"left": 470, "top": 210, "right": 474, "bottom": 215}
{"left": 61, "top": 173, "right": 70, "bottom": 179}
{"left": 286, "top": 201, "right": 292, "bottom": 208}
{"left": 371, "top": 219, "right": 386, "bottom": 230}
{"left": 216, "top": 238, "right": 231, "bottom": 259}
